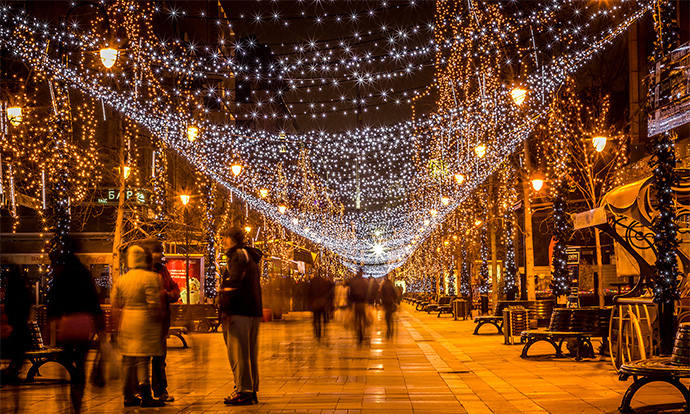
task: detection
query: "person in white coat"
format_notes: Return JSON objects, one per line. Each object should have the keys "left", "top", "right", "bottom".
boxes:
{"left": 111, "top": 245, "right": 165, "bottom": 407}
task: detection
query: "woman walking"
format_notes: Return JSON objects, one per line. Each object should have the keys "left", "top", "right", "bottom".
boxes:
{"left": 111, "top": 245, "right": 165, "bottom": 407}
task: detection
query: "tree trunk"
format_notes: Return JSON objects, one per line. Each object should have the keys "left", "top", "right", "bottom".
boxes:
{"left": 111, "top": 118, "right": 126, "bottom": 282}
{"left": 523, "top": 140, "right": 536, "bottom": 300}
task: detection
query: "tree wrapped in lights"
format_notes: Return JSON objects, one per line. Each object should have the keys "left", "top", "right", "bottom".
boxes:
{"left": 550, "top": 178, "right": 572, "bottom": 298}
{"left": 651, "top": 0, "right": 680, "bottom": 62}
{"left": 649, "top": 131, "right": 680, "bottom": 354}
{"left": 198, "top": 174, "right": 219, "bottom": 299}
{"left": 502, "top": 211, "right": 519, "bottom": 300}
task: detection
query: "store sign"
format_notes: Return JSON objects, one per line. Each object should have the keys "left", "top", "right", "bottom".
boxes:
{"left": 165, "top": 255, "right": 204, "bottom": 304}
{"left": 647, "top": 42, "right": 690, "bottom": 136}
{"left": 97, "top": 189, "right": 149, "bottom": 205}
{"left": 573, "top": 207, "right": 607, "bottom": 230}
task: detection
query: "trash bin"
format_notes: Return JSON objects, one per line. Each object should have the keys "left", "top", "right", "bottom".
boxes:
{"left": 503, "top": 306, "right": 528, "bottom": 345}
{"left": 453, "top": 299, "right": 469, "bottom": 321}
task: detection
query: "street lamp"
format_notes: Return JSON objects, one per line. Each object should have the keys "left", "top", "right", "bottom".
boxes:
{"left": 231, "top": 162, "right": 243, "bottom": 177}
{"left": 99, "top": 47, "right": 119, "bottom": 68}
{"left": 475, "top": 143, "right": 487, "bottom": 158}
{"left": 187, "top": 125, "right": 199, "bottom": 142}
{"left": 592, "top": 136, "right": 607, "bottom": 152}
{"left": 511, "top": 87, "right": 527, "bottom": 106}
{"left": 7, "top": 107, "right": 22, "bottom": 126}
{"left": 180, "top": 194, "right": 191, "bottom": 305}
{"left": 531, "top": 172, "right": 545, "bottom": 191}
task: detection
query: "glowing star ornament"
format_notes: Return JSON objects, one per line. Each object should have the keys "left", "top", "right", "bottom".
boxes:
{"left": 278, "top": 204, "right": 287, "bottom": 214}
{"left": 454, "top": 173, "right": 465, "bottom": 184}
{"left": 592, "top": 136, "right": 607, "bottom": 152}
{"left": 99, "top": 48, "right": 118, "bottom": 69}
{"left": 441, "top": 196, "right": 450, "bottom": 206}
{"left": 7, "top": 107, "right": 22, "bottom": 126}
{"left": 429, "top": 209, "right": 438, "bottom": 217}
{"left": 373, "top": 243, "right": 384, "bottom": 256}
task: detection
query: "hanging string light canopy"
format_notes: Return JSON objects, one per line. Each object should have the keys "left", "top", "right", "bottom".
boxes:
{"left": 0, "top": 0, "right": 656, "bottom": 274}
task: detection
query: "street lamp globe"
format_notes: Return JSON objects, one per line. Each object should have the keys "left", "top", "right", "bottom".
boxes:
{"left": 592, "top": 136, "right": 607, "bottom": 152}
{"left": 7, "top": 107, "right": 22, "bottom": 126}
{"left": 511, "top": 87, "right": 527, "bottom": 106}
{"left": 180, "top": 194, "right": 190, "bottom": 206}
{"left": 231, "top": 163, "right": 243, "bottom": 177}
{"left": 475, "top": 143, "right": 487, "bottom": 158}
{"left": 187, "top": 125, "right": 199, "bottom": 141}
{"left": 531, "top": 179, "right": 544, "bottom": 191}
{"left": 100, "top": 48, "right": 118, "bottom": 68}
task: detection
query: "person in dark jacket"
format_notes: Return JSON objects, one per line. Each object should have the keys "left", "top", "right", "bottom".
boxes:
{"left": 307, "top": 271, "right": 334, "bottom": 341}
{"left": 218, "top": 227, "right": 263, "bottom": 406}
{"left": 47, "top": 238, "right": 105, "bottom": 413}
{"left": 379, "top": 275, "right": 399, "bottom": 339}
{"left": 1, "top": 265, "right": 31, "bottom": 384}
{"left": 347, "top": 269, "right": 369, "bottom": 344}
{"left": 142, "top": 238, "right": 180, "bottom": 402}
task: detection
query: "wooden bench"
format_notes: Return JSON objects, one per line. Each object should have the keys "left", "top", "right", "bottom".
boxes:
{"left": 437, "top": 297, "right": 461, "bottom": 318}
{"left": 0, "top": 321, "right": 75, "bottom": 382}
{"left": 426, "top": 296, "right": 454, "bottom": 315}
{"left": 192, "top": 304, "right": 221, "bottom": 332}
{"left": 473, "top": 300, "right": 533, "bottom": 335}
{"left": 617, "top": 357, "right": 690, "bottom": 413}
{"left": 520, "top": 307, "right": 611, "bottom": 361}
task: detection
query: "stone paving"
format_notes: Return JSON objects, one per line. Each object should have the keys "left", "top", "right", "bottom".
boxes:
{"left": 1, "top": 304, "right": 687, "bottom": 413}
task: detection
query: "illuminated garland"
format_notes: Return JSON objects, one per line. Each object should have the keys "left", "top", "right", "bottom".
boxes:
{"left": 0, "top": 1, "right": 656, "bottom": 274}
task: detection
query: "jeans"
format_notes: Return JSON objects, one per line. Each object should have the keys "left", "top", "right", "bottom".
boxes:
{"left": 222, "top": 314, "right": 260, "bottom": 394}
{"left": 151, "top": 346, "right": 168, "bottom": 397}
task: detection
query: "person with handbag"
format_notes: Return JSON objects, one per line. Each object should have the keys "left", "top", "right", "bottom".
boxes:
{"left": 47, "top": 237, "right": 105, "bottom": 413}
{"left": 218, "top": 227, "right": 263, "bottom": 406}
{"left": 111, "top": 245, "right": 165, "bottom": 408}
{"left": 142, "top": 238, "right": 180, "bottom": 402}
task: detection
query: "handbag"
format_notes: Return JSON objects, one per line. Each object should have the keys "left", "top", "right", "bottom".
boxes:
{"left": 56, "top": 312, "right": 95, "bottom": 344}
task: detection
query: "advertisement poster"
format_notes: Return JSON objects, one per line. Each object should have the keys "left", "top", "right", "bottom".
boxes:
{"left": 165, "top": 255, "right": 204, "bottom": 304}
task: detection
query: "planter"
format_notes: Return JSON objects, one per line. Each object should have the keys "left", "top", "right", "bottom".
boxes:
{"left": 262, "top": 308, "right": 273, "bottom": 322}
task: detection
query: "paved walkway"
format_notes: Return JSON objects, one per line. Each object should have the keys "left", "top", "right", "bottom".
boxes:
{"left": 1, "top": 304, "right": 687, "bottom": 413}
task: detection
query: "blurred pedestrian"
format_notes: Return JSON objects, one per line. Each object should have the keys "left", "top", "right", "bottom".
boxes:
{"left": 142, "top": 238, "right": 180, "bottom": 402}
{"left": 307, "top": 270, "right": 334, "bottom": 341}
{"left": 1, "top": 265, "right": 31, "bottom": 384}
{"left": 48, "top": 238, "right": 105, "bottom": 413}
{"left": 348, "top": 269, "right": 369, "bottom": 345}
{"left": 218, "top": 228, "right": 263, "bottom": 406}
{"left": 379, "top": 275, "right": 399, "bottom": 339}
{"left": 111, "top": 245, "right": 165, "bottom": 408}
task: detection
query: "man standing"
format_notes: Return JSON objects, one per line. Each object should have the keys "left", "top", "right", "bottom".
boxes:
{"left": 347, "top": 269, "right": 369, "bottom": 345}
{"left": 218, "top": 228, "right": 263, "bottom": 406}
{"left": 379, "top": 275, "right": 399, "bottom": 339}
{"left": 307, "top": 271, "right": 334, "bottom": 341}
{"left": 143, "top": 238, "right": 180, "bottom": 403}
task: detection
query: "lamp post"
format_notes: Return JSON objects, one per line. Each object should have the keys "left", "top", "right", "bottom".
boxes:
{"left": 523, "top": 140, "right": 537, "bottom": 301}
{"left": 180, "top": 194, "right": 191, "bottom": 305}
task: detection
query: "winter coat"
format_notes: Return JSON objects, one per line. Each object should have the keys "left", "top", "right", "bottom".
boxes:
{"left": 154, "top": 263, "right": 180, "bottom": 336}
{"left": 111, "top": 246, "right": 164, "bottom": 357}
{"left": 218, "top": 244, "right": 263, "bottom": 317}
{"left": 379, "top": 279, "right": 398, "bottom": 309}
{"left": 47, "top": 254, "right": 105, "bottom": 334}
{"left": 347, "top": 275, "right": 369, "bottom": 304}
